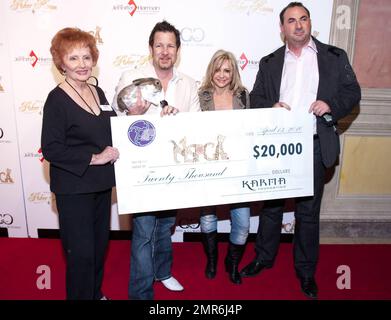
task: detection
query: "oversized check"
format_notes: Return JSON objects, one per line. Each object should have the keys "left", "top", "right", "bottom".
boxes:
{"left": 111, "top": 108, "right": 313, "bottom": 215}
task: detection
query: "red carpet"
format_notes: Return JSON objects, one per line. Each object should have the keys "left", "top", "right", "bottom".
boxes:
{"left": 0, "top": 238, "right": 390, "bottom": 300}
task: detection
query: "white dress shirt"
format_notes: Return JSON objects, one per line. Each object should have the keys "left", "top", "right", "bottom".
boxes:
{"left": 279, "top": 38, "right": 319, "bottom": 134}
{"left": 112, "top": 61, "right": 200, "bottom": 115}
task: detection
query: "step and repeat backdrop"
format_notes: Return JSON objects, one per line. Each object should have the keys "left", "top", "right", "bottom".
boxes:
{"left": 0, "top": 0, "right": 333, "bottom": 239}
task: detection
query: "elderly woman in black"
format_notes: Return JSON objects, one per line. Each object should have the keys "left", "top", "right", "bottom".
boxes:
{"left": 41, "top": 27, "right": 119, "bottom": 300}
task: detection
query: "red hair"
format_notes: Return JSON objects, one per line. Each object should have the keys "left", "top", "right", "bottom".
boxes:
{"left": 50, "top": 27, "right": 99, "bottom": 73}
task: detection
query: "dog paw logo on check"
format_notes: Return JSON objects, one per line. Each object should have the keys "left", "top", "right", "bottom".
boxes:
{"left": 128, "top": 120, "right": 156, "bottom": 147}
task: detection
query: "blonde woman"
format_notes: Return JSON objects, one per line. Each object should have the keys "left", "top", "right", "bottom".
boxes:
{"left": 198, "top": 50, "right": 250, "bottom": 284}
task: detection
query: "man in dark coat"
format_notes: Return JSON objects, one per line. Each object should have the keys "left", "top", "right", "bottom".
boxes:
{"left": 240, "top": 2, "right": 361, "bottom": 299}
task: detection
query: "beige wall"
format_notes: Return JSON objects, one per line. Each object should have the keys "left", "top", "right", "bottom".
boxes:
{"left": 353, "top": 0, "right": 391, "bottom": 88}
{"left": 339, "top": 136, "right": 391, "bottom": 195}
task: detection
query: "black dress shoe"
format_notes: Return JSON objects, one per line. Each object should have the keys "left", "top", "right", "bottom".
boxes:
{"left": 240, "top": 259, "right": 268, "bottom": 277}
{"left": 300, "top": 277, "right": 318, "bottom": 299}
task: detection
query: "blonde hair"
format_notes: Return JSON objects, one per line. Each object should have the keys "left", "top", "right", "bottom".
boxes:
{"left": 50, "top": 27, "right": 99, "bottom": 74}
{"left": 199, "top": 49, "right": 245, "bottom": 95}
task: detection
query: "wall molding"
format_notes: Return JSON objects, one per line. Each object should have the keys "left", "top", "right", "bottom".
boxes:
{"left": 329, "top": 0, "right": 360, "bottom": 61}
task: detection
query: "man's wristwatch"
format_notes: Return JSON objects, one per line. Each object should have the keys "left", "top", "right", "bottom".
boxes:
{"left": 160, "top": 100, "right": 168, "bottom": 108}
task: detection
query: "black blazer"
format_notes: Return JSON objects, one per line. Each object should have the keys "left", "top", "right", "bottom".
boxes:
{"left": 250, "top": 37, "right": 361, "bottom": 168}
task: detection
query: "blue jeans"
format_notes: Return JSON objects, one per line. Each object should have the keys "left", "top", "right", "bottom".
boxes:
{"left": 200, "top": 205, "right": 250, "bottom": 245}
{"left": 128, "top": 211, "right": 176, "bottom": 300}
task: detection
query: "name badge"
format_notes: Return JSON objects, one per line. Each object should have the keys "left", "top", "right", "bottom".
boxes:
{"left": 100, "top": 104, "right": 113, "bottom": 111}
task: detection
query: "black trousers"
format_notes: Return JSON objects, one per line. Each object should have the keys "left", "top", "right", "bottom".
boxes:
{"left": 254, "top": 138, "right": 326, "bottom": 279}
{"left": 56, "top": 189, "right": 112, "bottom": 300}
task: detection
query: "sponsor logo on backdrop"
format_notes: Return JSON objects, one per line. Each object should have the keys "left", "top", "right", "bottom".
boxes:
{"left": 10, "top": 0, "right": 57, "bottom": 13}
{"left": 30, "top": 50, "right": 38, "bottom": 67}
{"left": 180, "top": 27, "right": 213, "bottom": 48}
{"left": 24, "top": 147, "right": 44, "bottom": 162}
{"left": 0, "top": 128, "right": 12, "bottom": 144}
{"left": 0, "top": 212, "right": 21, "bottom": 230}
{"left": 14, "top": 51, "right": 52, "bottom": 68}
{"left": 0, "top": 213, "right": 14, "bottom": 226}
{"left": 113, "top": 54, "right": 150, "bottom": 69}
{"left": 28, "top": 191, "right": 52, "bottom": 205}
{"left": 238, "top": 52, "right": 259, "bottom": 70}
{"left": 88, "top": 26, "right": 104, "bottom": 45}
{"left": 0, "top": 168, "right": 14, "bottom": 184}
{"left": 224, "top": 0, "right": 273, "bottom": 15}
{"left": 112, "top": 0, "right": 160, "bottom": 16}
{"left": 128, "top": 0, "right": 137, "bottom": 16}
{"left": 19, "top": 100, "right": 44, "bottom": 114}
{"left": 239, "top": 53, "right": 248, "bottom": 70}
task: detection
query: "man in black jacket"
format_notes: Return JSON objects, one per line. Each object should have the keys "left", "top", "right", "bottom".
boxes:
{"left": 240, "top": 2, "right": 361, "bottom": 299}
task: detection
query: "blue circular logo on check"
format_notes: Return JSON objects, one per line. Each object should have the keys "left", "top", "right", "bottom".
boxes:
{"left": 127, "top": 120, "right": 156, "bottom": 147}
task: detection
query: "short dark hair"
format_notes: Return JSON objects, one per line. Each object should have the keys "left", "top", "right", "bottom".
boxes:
{"left": 148, "top": 20, "right": 181, "bottom": 49}
{"left": 279, "top": 2, "right": 310, "bottom": 24}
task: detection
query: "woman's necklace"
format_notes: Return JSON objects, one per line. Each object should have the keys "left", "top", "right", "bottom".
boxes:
{"left": 65, "top": 78, "right": 100, "bottom": 116}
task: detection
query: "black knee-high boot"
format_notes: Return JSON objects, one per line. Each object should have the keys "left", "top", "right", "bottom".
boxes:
{"left": 201, "top": 231, "right": 218, "bottom": 279}
{"left": 225, "top": 241, "right": 245, "bottom": 284}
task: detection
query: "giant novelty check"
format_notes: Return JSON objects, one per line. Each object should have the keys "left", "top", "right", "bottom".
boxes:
{"left": 111, "top": 108, "right": 313, "bottom": 215}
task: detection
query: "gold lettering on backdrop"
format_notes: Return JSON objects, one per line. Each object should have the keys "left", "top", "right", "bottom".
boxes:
{"left": 19, "top": 101, "right": 43, "bottom": 113}
{"left": 225, "top": 0, "right": 273, "bottom": 14}
{"left": 28, "top": 192, "right": 52, "bottom": 204}
{"left": 0, "top": 169, "right": 14, "bottom": 183}
{"left": 171, "top": 135, "right": 229, "bottom": 163}
{"left": 113, "top": 56, "right": 134, "bottom": 67}
{"left": 10, "top": 0, "right": 32, "bottom": 10}
{"left": 89, "top": 26, "right": 103, "bottom": 44}
{"left": 10, "top": 0, "right": 56, "bottom": 11}
{"left": 113, "top": 55, "right": 150, "bottom": 68}
{"left": 32, "top": 0, "right": 50, "bottom": 10}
